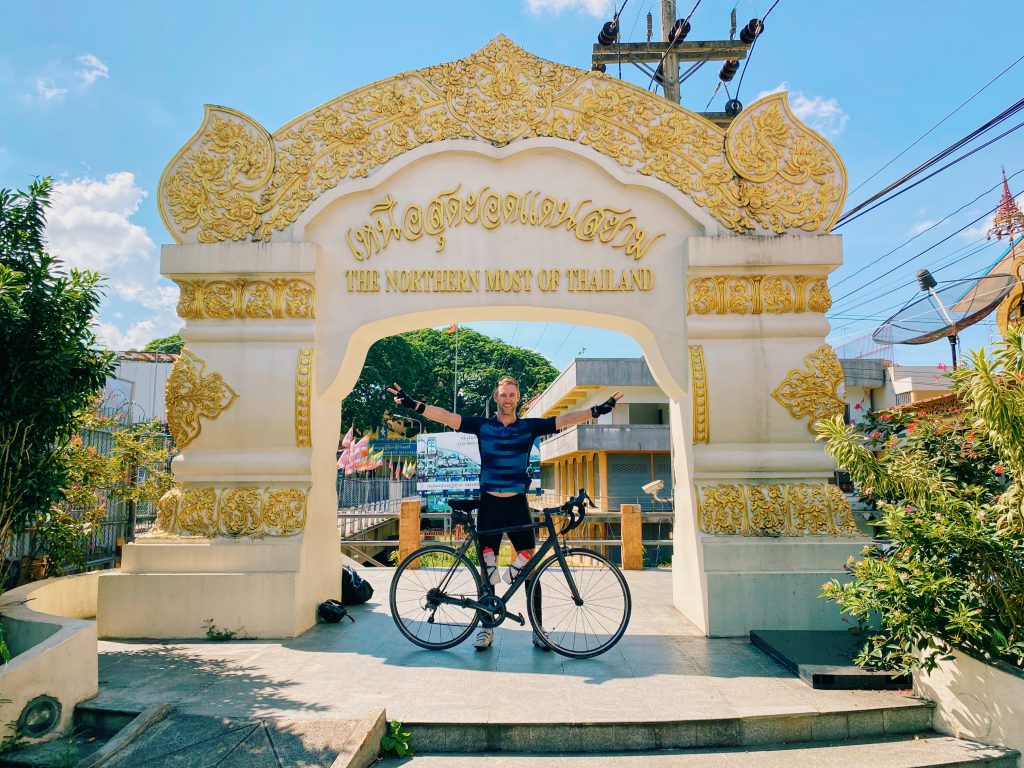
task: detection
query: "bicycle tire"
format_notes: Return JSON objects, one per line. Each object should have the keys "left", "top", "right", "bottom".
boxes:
{"left": 526, "top": 548, "right": 631, "bottom": 659}
{"left": 390, "top": 545, "right": 483, "bottom": 650}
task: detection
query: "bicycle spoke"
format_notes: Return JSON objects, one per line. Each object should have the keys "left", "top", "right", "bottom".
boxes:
{"left": 390, "top": 546, "right": 482, "bottom": 651}
{"left": 528, "top": 550, "right": 631, "bottom": 659}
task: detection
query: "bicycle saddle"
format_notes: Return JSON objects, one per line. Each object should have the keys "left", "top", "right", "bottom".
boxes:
{"left": 448, "top": 498, "right": 479, "bottom": 526}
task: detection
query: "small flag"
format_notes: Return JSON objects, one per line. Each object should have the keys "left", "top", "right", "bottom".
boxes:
{"left": 445, "top": 323, "right": 458, "bottom": 334}
{"left": 342, "top": 425, "right": 355, "bottom": 448}
{"left": 336, "top": 448, "right": 350, "bottom": 469}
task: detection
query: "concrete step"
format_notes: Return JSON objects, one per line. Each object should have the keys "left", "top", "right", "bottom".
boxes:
{"left": 74, "top": 704, "right": 141, "bottom": 736}
{"left": 403, "top": 702, "right": 935, "bottom": 753}
{"left": 378, "top": 735, "right": 1019, "bottom": 768}
{"left": 0, "top": 730, "right": 108, "bottom": 768}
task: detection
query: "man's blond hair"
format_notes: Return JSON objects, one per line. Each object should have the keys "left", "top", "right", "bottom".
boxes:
{"left": 493, "top": 375, "right": 520, "bottom": 397}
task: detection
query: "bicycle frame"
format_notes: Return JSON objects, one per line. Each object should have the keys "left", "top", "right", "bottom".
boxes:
{"left": 434, "top": 509, "right": 584, "bottom": 622}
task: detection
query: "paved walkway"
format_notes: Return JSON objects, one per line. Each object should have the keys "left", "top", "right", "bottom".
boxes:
{"left": 93, "top": 569, "right": 923, "bottom": 726}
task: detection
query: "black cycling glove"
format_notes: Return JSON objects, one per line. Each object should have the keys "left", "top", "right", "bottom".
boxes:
{"left": 591, "top": 397, "right": 617, "bottom": 418}
{"left": 393, "top": 385, "right": 425, "bottom": 414}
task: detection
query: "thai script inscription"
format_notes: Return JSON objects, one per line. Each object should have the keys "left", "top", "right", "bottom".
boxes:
{"left": 345, "top": 186, "right": 666, "bottom": 262}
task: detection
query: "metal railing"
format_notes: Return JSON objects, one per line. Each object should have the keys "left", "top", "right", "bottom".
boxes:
{"left": 336, "top": 476, "right": 418, "bottom": 508}
{"left": 338, "top": 492, "right": 674, "bottom": 568}
{"left": 4, "top": 411, "right": 163, "bottom": 581}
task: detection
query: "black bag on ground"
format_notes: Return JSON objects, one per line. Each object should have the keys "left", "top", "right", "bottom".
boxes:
{"left": 341, "top": 565, "right": 374, "bottom": 605}
{"left": 318, "top": 599, "right": 352, "bottom": 623}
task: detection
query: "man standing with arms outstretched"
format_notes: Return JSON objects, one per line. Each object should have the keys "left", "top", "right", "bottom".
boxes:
{"left": 388, "top": 376, "right": 621, "bottom": 650}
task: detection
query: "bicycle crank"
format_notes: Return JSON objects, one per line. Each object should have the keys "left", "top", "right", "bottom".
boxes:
{"left": 477, "top": 594, "right": 507, "bottom": 628}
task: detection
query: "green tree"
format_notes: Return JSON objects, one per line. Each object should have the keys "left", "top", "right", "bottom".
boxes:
{"left": 339, "top": 328, "right": 560, "bottom": 435}
{"left": 403, "top": 328, "right": 559, "bottom": 418}
{"left": 144, "top": 332, "right": 182, "bottom": 354}
{"left": 818, "top": 330, "right": 1024, "bottom": 672}
{"left": 0, "top": 179, "right": 114, "bottom": 581}
{"left": 341, "top": 335, "right": 432, "bottom": 435}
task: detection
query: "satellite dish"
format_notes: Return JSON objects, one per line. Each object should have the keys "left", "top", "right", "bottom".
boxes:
{"left": 872, "top": 270, "right": 1017, "bottom": 367}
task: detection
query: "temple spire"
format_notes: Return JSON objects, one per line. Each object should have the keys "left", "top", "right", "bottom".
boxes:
{"left": 988, "top": 168, "right": 1024, "bottom": 240}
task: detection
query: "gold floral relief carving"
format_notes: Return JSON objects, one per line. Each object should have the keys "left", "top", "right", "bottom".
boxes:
{"left": 688, "top": 345, "right": 709, "bottom": 444}
{"left": 788, "top": 483, "right": 832, "bottom": 535}
{"left": 243, "top": 282, "right": 274, "bottom": 318}
{"left": 173, "top": 278, "right": 315, "bottom": 320}
{"left": 264, "top": 488, "right": 308, "bottom": 536}
{"left": 145, "top": 485, "right": 309, "bottom": 538}
{"left": 158, "top": 37, "right": 845, "bottom": 245}
{"left": 295, "top": 348, "right": 313, "bottom": 448}
{"left": 697, "top": 485, "right": 747, "bottom": 534}
{"left": 154, "top": 487, "right": 182, "bottom": 535}
{"left": 220, "top": 487, "right": 263, "bottom": 537}
{"left": 746, "top": 484, "right": 787, "bottom": 536}
{"left": 772, "top": 344, "right": 844, "bottom": 433}
{"left": 686, "top": 275, "right": 831, "bottom": 315}
{"left": 165, "top": 350, "right": 238, "bottom": 449}
{"left": 696, "top": 483, "right": 863, "bottom": 537}
{"left": 807, "top": 278, "right": 832, "bottom": 312}
{"left": 178, "top": 487, "right": 219, "bottom": 537}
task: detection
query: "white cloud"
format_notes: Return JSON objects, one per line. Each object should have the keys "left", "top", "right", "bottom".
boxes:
{"left": 48, "top": 172, "right": 154, "bottom": 271}
{"left": 94, "top": 319, "right": 160, "bottom": 351}
{"left": 113, "top": 282, "right": 178, "bottom": 311}
{"left": 76, "top": 54, "right": 108, "bottom": 86}
{"left": 961, "top": 213, "right": 995, "bottom": 241}
{"left": 47, "top": 173, "right": 180, "bottom": 351}
{"left": 910, "top": 219, "right": 936, "bottom": 235}
{"left": 524, "top": 0, "right": 611, "bottom": 18}
{"left": 35, "top": 78, "right": 67, "bottom": 101}
{"left": 756, "top": 82, "right": 849, "bottom": 136}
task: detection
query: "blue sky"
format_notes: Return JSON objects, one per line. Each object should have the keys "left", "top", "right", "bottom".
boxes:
{"left": 2, "top": 1, "right": 1022, "bottom": 370}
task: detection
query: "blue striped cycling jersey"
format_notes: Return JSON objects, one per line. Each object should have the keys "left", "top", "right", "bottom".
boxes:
{"left": 458, "top": 415, "right": 558, "bottom": 493}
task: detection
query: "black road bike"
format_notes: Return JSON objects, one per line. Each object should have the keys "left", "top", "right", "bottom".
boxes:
{"left": 389, "top": 489, "right": 631, "bottom": 659}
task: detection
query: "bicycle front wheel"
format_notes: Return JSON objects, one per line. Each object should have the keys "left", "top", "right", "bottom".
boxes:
{"left": 389, "top": 545, "right": 483, "bottom": 650}
{"left": 527, "top": 548, "right": 631, "bottom": 659}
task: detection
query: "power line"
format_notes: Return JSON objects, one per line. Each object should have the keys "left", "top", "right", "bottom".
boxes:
{"left": 733, "top": 0, "right": 780, "bottom": 100}
{"left": 848, "top": 51, "right": 1024, "bottom": 197}
{"left": 835, "top": 116, "right": 1024, "bottom": 229}
{"left": 829, "top": 166, "right": 1024, "bottom": 290}
{"left": 835, "top": 96, "right": 1024, "bottom": 227}
{"left": 828, "top": 240, "right": 1002, "bottom": 330}
{"left": 830, "top": 207, "right": 1001, "bottom": 307}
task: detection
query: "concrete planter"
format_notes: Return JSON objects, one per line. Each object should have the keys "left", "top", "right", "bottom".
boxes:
{"left": 914, "top": 644, "right": 1024, "bottom": 753}
{"left": 0, "top": 571, "right": 103, "bottom": 742}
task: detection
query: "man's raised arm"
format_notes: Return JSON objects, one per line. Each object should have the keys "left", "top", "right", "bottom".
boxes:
{"left": 387, "top": 383, "right": 462, "bottom": 430}
{"left": 554, "top": 392, "right": 623, "bottom": 430}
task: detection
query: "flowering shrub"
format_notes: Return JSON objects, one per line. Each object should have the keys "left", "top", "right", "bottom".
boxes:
{"left": 817, "top": 331, "right": 1024, "bottom": 672}
{"left": 27, "top": 407, "right": 176, "bottom": 577}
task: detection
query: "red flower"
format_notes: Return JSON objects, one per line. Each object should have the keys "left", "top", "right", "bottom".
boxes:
{"left": 854, "top": 403, "right": 862, "bottom": 410}
{"left": 936, "top": 363, "right": 948, "bottom": 372}
{"left": 994, "top": 465, "right": 1005, "bottom": 475}
{"left": 869, "top": 430, "right": 882, "bottom": 439}
{"left": 879, "top": 413, "right": 891, "bottom": 422}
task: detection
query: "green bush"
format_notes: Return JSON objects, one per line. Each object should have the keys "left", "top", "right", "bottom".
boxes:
{"left": 0, "top": 179, "right": 114, "bottom": 584}
{"left": 818, "top": 331, "right": 1024, "bottom": 672}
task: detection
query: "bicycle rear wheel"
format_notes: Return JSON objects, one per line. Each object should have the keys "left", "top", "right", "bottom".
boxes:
{"left": 390, "top": 545, "right": 483, "bottom": 650}
{"left": 526, "top": 548, "right": 631, "bottom": 659}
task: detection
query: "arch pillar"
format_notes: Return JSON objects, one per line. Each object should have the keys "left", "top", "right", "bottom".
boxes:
{"left": 98, "top": 242, "right": 341, "bottom": 639}
{"left": 666, "top": 235, "right": 863, "bottom": 636}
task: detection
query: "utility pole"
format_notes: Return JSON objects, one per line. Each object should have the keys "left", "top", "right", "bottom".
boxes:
{"left": 660, "top": 0, "right": 680, "bottom": 105}
{"left": 591, "top": 0, "right": 756, "bottom": 126}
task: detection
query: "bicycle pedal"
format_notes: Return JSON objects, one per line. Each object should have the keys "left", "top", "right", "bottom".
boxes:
{"left": 509, "top": 612, "right": 526, "bottom": 626}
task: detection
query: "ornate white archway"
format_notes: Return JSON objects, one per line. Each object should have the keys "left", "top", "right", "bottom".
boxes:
{"left": 97, "top": 37, "right": 862, "bottom": 639}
